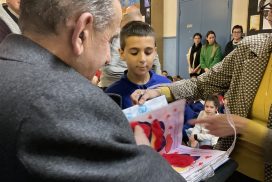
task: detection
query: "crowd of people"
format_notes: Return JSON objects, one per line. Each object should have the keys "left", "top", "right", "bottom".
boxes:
{"left": 1, "top": 0, "right": 272, "bottom": 182}
{"left": 186, "top": 25, "right": 244, "bottom": 78}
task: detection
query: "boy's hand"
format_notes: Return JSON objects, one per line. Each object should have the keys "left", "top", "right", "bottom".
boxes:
{"left": 190, "top": 140, "right": 198, "bottom": 148}
{"left": 130, "top": 89, "right": 161, "bottom": 105}
{"left": 189, "top": 134, "right": 195, "bottom": 142}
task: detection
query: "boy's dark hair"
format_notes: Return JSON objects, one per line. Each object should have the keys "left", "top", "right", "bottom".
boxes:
{"left": 205, "top": 95, "right": 220, "bottom": 108}
{"left": 232, "top": 25, "right": 243, "bottom": 33}
{"left": 120, "top": 21, "right": 156, "bottom": 50}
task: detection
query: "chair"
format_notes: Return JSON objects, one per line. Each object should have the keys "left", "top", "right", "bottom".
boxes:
{"left": 107, "top": 93, "right": 122, "bottom": 108}
{"left": 204, "top": 159, "right": 238, "bottom": 182}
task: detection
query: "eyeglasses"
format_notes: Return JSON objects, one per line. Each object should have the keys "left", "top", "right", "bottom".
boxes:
{"left": 232, "top": 31, "right": 241, "bottom": 34}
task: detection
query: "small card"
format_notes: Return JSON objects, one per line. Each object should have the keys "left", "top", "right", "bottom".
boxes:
{"left": 122, "top": 95, "right": 168, "bottom": 120}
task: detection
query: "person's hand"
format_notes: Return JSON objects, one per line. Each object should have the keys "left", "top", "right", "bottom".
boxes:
{"left": 204, "top": 68, "right": 209, "bottom": 72}
{"left": 189, "top": 114, "right": 248, "bottom": 137}
{"left": 193, "top": 68, "right": 199, "bottom": 73}
{"left": 134, "top": 125, "right": 150, "bottom": 146}
{"left": 189, "top": 134, "right": 195, "bottom": 142}
{"left": 188, "top": 134, "right": 198, "bottom": 148}
{"left": 91, "top": 76, "right": 99, "bottom": 85}
{"left": 130, "top": 89, "right": 161, "bottom": 105}
{"left": 190, "top": 140, "right": 198, "bottom": 148}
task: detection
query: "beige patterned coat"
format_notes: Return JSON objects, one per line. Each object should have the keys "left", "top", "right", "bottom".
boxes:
{"left": 169, "top": 33, "right": 272, "bottom": 181}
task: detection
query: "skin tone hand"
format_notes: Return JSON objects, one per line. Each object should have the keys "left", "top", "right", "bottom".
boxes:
{"left": 134, "top": 125, "right": 150, "bottom": 146}
{"left": 131, "top": 89, "right": 161, "bottom": 105}
{"left": 189, "top": 135, "right": 198, "bottom": 148}
{"left": 204, "top": 68, "right": 209, "bottom": 73}
{"left": 193, "top": 66, "right": 200, "bottom": 73}
{"left": 190, "top": 114, "right": 248, "bottom": 137}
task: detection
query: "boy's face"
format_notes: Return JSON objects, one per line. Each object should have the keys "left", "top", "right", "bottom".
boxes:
{"left": 119, "top": 36, "right": 156, "bottom": 77}
{"left": 204, "top": 101, "right": 218, "bottom": 115}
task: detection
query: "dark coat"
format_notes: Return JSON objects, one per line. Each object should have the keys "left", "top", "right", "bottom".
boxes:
{"left": 0, "top": 34, "right": 185, "bottom": 182}
{"left": 0, "top": 18, "right": 11, "bottom": 43}
{"left": 224, "top": 40, "right": 237, "bottom": 58}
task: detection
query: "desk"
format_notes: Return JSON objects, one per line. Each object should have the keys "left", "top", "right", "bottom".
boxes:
{"left": 205, "top": 159, "right": 238, "bottom": 182}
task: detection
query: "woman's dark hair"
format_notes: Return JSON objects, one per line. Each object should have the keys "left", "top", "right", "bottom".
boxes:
{"left": 205, "top": 95, "right": 220, "bottom": 108}
{"left": 205, "top": 30, "right": 217, "bottom": 45}
{"left": 189, "top": 33, "right": 202, "bottom": 73}
{"left": 232, "top": 25, "right": 243, "bottom": 34}
{"left": 193, "top": 33, "right": 202, "bottom": 39}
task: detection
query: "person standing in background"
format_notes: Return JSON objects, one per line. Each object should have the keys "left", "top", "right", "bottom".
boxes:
{"left": 187, "top": 33, "right": 202, "bottom": 78}
{"left": 224, "top": 25, "right": 243, "bottom": 57}
{"left": 200, "top": 30, "right": 223, "bottom": 73}
{"left": 0, "top": 0, "right": 20, "bottom": 43}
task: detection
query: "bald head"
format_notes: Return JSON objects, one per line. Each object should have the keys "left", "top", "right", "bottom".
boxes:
{"left": 121, "top": 8, "right": 143, "bottom": 28}
{"left": 6, "top": 0, "right": 20, "bottom": 15}
{"left": 125, "top": 5, "right": 139, "bottom": 14}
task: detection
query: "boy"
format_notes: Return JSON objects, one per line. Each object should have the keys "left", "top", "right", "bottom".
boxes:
{"left": 105, "top": 21, "right": 170, "bottom": 109}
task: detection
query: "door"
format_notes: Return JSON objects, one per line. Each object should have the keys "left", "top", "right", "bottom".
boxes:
{"left": 177, "top": 0, "right": 232, "bottom": 78}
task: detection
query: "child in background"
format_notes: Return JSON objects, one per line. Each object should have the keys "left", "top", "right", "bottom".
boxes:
{"left": 105, "top": 21, "right": 170, "bottom": 109}
{"left": 187, "top": 95, "right": 220, "bottom": 148}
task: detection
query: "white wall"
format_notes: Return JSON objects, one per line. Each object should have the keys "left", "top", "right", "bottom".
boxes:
{"left": 231, "top": 0, "right": 249, "bottom": 33}
{"left": 0, "top": 0, "right": 6, "bottom": 3}
{"left": 163, "top": 0, "right": 177, "bottom": 37}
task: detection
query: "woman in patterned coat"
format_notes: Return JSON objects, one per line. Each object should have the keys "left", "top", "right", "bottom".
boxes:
{"left": 131, "top": 33, "right": 272, "bottom": 182}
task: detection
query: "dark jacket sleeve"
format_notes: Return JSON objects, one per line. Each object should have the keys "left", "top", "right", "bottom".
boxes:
{"left": 17, "top": 83, "right": 185, "bottom": 182}
{"left": 0, "top": 18, "right": 11, "bottom": 43}
{"left": 224, "top": 41, "right": 234, "bottom": 58}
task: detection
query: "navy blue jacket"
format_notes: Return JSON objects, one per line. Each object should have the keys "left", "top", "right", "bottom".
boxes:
{"left": 106, "top": 70, "right": 171, "bottom": 109}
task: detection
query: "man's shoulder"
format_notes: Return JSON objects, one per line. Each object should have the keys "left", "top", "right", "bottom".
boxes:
{"left": 0, "top": 17, "right": 10, "bottom": 30}
{"left": 0, "top": 18, "right": 11, "bottom": 42}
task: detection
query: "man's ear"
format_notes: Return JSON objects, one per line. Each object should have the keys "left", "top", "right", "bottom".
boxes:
{"left": 71, "top": 12, "right": 93, "bottom": 56}
{"left": 119, "top": 48, "right": 125, "bottom": 61}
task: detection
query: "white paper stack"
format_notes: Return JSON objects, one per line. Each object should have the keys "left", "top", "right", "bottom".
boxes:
{"left": 170, "top": 145, "right": 229, "bottom": 182}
